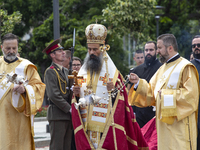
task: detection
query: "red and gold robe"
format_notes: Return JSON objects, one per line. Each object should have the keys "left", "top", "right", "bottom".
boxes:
{"left": 72, "top": 53, "right": 148, "bottom": 150}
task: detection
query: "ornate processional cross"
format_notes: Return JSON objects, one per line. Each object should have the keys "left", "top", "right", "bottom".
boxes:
{"left": 68, "top": 70, "right": 83, "bottom": 86}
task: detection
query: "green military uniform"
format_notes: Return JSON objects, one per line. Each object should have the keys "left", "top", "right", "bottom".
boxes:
{"left": 43, "top": 39, "right": 72, "bottom": 150}
{"left": 45, "top": 62, "right": 72, "bottom": 150}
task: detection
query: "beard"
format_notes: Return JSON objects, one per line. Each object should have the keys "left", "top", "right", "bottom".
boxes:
{"left": 84, "top": 53, "right": 103, "bottom": 74}
{"left": 159, "top": 48, "right": 169, "bottom": 63}
{"left": 2, "top": 50, "right": 17, "bottom": 61}
{"left": 193, "top": 48, "right": 200, "bottom": 59}
{"left": 145, "top": 53, "right": 156, "bottom": 65}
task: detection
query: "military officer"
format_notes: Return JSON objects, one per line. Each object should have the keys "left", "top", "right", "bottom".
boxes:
{"left": 43, "top": 39, "right": 72, "bottom": 150}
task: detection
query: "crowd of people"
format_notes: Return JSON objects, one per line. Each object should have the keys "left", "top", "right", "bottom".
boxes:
{"left": 1, "top": 23, "right": 200, "bottom": 150}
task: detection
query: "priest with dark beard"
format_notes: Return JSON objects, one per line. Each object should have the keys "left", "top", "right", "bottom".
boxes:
{"left": 190, "top": 35, "right": 200, "bottom": 150}
{"left": 72, "top": 23, "right": 148, "bottom": 150}
{"left": 129, "top": 41, "right": 162, "bottom": 128}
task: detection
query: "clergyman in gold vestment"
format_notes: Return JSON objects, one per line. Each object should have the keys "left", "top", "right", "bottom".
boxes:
{"left": 0, "top": 33, "right": 46, "bottom": 150}
{"left": 129, "top": 34, "right": 199, "bottom": 150}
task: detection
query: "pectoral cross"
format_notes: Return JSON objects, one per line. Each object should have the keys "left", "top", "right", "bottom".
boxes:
{"left": 68, "top": 70, "right": 83, "bottom": 86}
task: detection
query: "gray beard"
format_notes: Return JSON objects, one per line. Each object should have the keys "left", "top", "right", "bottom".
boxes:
{"left": 84, "top": 53, "right": 103, "bottom": 75}
{"left": 3, "top": 50, "right": 17, "bottom": 61}
{"left": 159, "top": 48, "right": 169, "bottom": 64}
{"left": 159, "top": 56, "right": 167, "bottom": 64}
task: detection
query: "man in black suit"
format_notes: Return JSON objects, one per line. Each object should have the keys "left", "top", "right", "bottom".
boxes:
{"left": 128, "top": 41, "right": 162, "bottom": 128}
{"left": 43, "top": 39, "right": 72, "bottom": 150}
{"left": 190, "top": 35, "right": 200, "bottom": 150}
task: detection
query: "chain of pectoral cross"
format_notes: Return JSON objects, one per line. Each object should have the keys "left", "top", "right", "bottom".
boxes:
{"left": 109, "top": 75, "right": 129, "bottom": 98}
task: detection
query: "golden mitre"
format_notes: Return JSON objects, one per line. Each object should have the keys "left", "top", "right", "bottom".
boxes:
{"left": 85, "top": 24, "right": 107, "bottom": 44}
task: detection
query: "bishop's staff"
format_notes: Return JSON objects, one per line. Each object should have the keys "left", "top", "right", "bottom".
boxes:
{"left": 100, "top": 44, "right": 118, "bottom": 150}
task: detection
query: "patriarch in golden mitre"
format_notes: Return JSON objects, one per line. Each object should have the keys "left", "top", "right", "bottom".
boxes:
{"left": 72, "top": 23, "right": 148, "bottom": 150}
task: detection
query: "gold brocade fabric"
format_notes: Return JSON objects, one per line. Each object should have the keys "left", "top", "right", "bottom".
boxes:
{"left": 0, "top": 57, "right": 46, "bottom": 150}
{"left": 77, "top": 52, "right": 119, "bottom": 148}
{"left": 128, "top": 57, "right": 199, "bottom": 150}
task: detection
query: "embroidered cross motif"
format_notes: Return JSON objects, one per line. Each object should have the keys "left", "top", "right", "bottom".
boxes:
{"left": 168, "top": 84, "right": 174, "bottom": 89}
{"left": 78, "top": 78, "right": 86, "bottom": 87}
{"left": 92, "top": 131, "right": 97, "bottom": 139}
{"left": 99, "top": 73, "right": 113, "bottom": 86}
{"left": 30, "top": 94, "right": 35, "bottom": 103}
{"left": 159, "top": 75, "right": 166, "bottom": 84}
{"left": 1, "top": 82, "right": 8, "bottom": 90}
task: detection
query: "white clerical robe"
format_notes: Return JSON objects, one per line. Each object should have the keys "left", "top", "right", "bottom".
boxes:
{"left": 129, "top": 57, "right": 199, "bottom": 150}
{"left": 0, "top": 57, "right": 46, "bottom": 150}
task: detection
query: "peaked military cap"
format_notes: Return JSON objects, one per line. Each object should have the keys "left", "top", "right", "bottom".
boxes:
{"left": 43, "top": 38, "right": 63, "bottom": 55}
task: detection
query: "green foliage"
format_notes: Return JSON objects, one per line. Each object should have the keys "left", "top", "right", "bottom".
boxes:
{"left": 107, "top": 33, "right": 129, "bottom": 75}
{"left": 29, "top": 0, "right": 129, "bottom": 76}
{"left": 102, "top": 0, "right": 157, "bottom": 41}
{"left": 2, "top": 0, "right": 52, "bottom": 36}
{"left": 158, "top": 0, "right": 200, "bottom": 59}
{"left": 2, "top": 0, "right": 200, "bottom": 77}
{"left": 0, "top": 9, "right": 22, "bottom": 38}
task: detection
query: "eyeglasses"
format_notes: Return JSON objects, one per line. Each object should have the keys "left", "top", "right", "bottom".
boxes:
{"left": 72, "top": 64, "right": 81, "bottom": 67}
{"left": 192, "top": 43, "right": 200, "bottom": 48}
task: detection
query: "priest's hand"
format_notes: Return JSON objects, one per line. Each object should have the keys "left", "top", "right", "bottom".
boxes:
{"left": 13, "top": 84, "right": 25, "bottom": 94}
{"left": 107, "top": 81, "right": 114, "bottom": 92}
{"left": 73, "top": 85, "right": 80, "bottom": 95}
{"left": 129, "top": 73, "right": 139, "bottom": 84}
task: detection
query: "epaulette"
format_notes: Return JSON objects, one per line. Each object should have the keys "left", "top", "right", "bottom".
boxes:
{"left": 50, "top": 65, "right": 55, "bottom": 69}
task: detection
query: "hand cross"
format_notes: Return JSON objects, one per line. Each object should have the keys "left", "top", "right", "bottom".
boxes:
{"left": 68, "top": 70, "right": 83, "bottom": 86}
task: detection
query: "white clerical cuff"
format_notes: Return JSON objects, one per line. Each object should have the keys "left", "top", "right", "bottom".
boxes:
{"left": 134, "top": 80, "right": 140, "bottom": 90}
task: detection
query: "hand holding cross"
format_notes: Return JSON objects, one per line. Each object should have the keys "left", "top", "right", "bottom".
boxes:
{"left": 68, "top": 70, "right": 83, "bottom": 86}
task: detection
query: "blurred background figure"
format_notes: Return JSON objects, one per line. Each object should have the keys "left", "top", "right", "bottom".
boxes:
{"left": 133, "top": 49, "right": 145, "bottom": 66}
{"left": 127, "top": 49, "right": 145, "bottom": 90}
{"left": 72, "top": 56, "right": 82, "bottom": 72}
{"left": 63, "top": 50, "right": 71, "bottom": 69}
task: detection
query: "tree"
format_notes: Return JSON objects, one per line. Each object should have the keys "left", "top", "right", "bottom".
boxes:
{"left": 102, "top": 0, "right": 157, "bottom": 41}
{"left": 157, "top": 0, "right": 200, "bottom": 59}
{"left": 1, "top": 0, "right": 52, "bottom": 37}
{"left": 0, "top": 8, "right": 22, "bottom": 41}
{"left": 29, "top": 0, "right": 129, "bottom": 76}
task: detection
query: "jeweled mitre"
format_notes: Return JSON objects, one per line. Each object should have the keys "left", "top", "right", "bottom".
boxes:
{"left": 85, "top": 24, "right": 107, "bottom": 44}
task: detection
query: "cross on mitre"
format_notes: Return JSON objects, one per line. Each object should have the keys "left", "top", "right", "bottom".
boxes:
{"left": 99, "top": 44, "right": 110, "bottom": 53}
{"left": 68, "top": 70, "right": 83, "bottom": 86}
